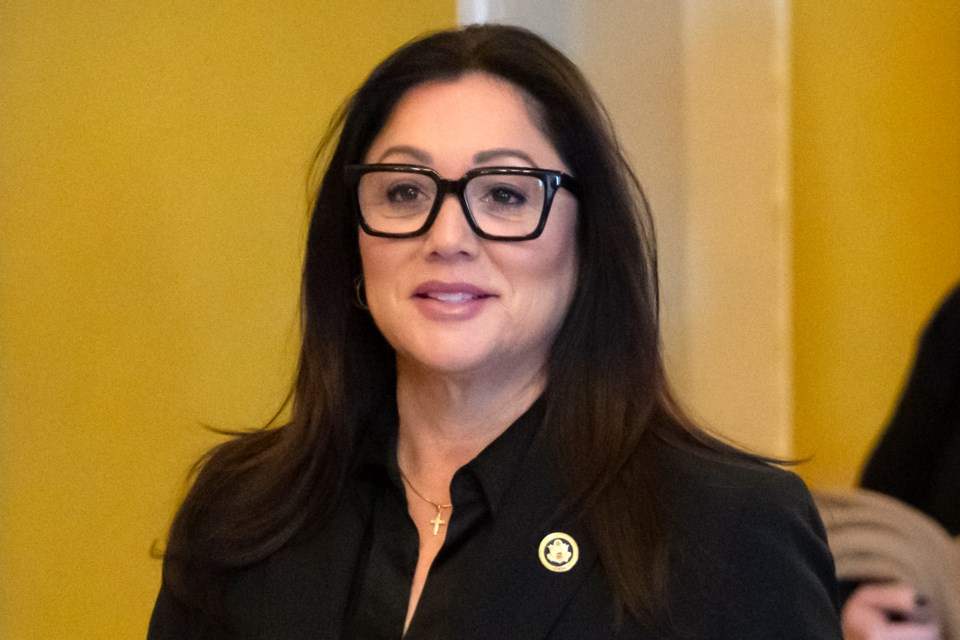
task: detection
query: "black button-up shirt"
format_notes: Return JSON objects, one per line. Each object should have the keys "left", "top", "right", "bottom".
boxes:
{"left": 343, "top": 398, "right": 544, "bottom": 639}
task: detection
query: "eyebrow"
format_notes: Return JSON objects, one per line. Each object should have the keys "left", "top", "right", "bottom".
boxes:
{"left": 472, "top": 148, "right": 538, "bottom": 167}
{"left": 374, "top": 145, "right": 432, "bottom": 164}
{"left": 372, "top": 145, "right": 540, "bottom": 168}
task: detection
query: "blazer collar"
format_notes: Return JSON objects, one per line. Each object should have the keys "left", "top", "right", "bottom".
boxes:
{"left": 225, "top": 482, "right": 375, "bottom": 639}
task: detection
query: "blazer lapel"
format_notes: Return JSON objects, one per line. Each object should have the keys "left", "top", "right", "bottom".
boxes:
{"left": 448, "top": 435, "right": 600, "bottom": 639}
{"left": 227, "top": 486, "right": 373, "bottom": 640}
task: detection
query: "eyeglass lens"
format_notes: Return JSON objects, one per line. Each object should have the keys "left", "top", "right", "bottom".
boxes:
{"left": 356, "top": 171, "right": 547, "bottom": 237}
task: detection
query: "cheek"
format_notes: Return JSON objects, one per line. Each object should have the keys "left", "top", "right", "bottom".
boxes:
{"left": 510, "top": 215, "right": 579, "bottom": 323}
{"left": 358, "top": 234, "right": 394, "bottom": 309}
{"left": 542, "top": 212, "right": 579, "bottom": 308}
{"left": 358, "top": 234, "right": 373, "bottom": 275}
{"left": 547, "top": 247, "right": 578, "bottom": 322}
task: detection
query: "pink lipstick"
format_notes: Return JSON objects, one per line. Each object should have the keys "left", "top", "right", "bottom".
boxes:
{"left": 412, "top": 281, "right": 494, "bottom": 320}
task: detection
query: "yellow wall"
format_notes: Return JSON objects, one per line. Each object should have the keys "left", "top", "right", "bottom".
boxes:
{"left": 792, "top": 2, "right": 960, "bottom": 488}
{"left": 0, "top": 2, "right": 454, "bottom": 637}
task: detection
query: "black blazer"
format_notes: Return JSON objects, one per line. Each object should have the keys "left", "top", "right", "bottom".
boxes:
{"left": 861, "top": 282, "right": 960, "bottom": 535}
{"left": 149, "top": 441, "right": 841, "bottom": 639}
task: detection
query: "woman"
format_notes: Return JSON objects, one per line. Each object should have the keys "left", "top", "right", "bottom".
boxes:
{"left": 149, "top": 24, "right": 841, "bottom": 639}
{"left": 861, "top": 282, "right": 960, "bottom": 535}
{"left": 836, "top": 282, "right": 960, "bottom": 640}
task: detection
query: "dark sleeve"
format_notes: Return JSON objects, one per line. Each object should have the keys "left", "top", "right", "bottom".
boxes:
{"left": 861, "top": 284, "right": 960, "bottom": 508}
{"left": 713, "top": 470, "right": 843, "bottom": 640}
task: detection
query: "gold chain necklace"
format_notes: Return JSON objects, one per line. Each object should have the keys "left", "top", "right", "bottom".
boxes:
{"left": 399, "top": 469, "right": 452, "bottom": 536}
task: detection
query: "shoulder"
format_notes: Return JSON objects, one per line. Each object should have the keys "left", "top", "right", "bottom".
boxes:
{"left": 655, "top": 442, "right": 843, "bottom": 638}
{"left": 659, "top": 441, "right": 830, "bottom": 565}
{"left": 913, "top": 282, "right": 960, "bottom": 377}
{"left": 662, "top": 442, "right": 818, "bottom": 521}
{"left": 933, "top": 282, "right": 960, "bottom": 326}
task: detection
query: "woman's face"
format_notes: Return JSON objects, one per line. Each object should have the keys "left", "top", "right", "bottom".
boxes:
{"left": 358, "top": 73, "right": 579, "bottom": 384}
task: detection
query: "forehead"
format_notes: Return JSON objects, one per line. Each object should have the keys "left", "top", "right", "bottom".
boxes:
{"left": 364, "top": 73, "right": 564, "bottom": 170}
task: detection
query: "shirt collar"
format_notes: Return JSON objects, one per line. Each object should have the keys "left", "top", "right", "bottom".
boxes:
{"left": 354, "top": 394, "right": 546, "bottom": 516}
{"left": 461, "top": 397, "right": 544, "bottom": 515}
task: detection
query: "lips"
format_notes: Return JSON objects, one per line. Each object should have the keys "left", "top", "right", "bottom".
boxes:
{"left": 425, "top": 292, "right": 483, "bottom": 302}
{"left": 413, "top": 281, "right": 494, "bottom": 302}
{"left": 411, "top": 281, "right": 495, "bottom": 320}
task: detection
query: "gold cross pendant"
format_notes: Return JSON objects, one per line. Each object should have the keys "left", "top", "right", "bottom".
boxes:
{"left": 429, "top": 506, "right": 446, "bottom": 536}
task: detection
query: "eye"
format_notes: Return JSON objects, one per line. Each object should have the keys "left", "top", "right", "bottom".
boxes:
{"left": 386, "top": 182, "right": 429, "bottom": 204}
{"left": 485, "top": 185, "right": 527, "bottom": 207}
{"left": 466, "top": 173, "right": 545, "bottom": 221}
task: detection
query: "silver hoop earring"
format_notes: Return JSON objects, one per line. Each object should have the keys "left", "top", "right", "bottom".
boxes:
{"left": 354, "top": 275, "right": 369, "bottom": 311}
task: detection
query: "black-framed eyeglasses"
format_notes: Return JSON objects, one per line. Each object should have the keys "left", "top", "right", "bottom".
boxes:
{"left": 344, "top": 164, "right": 579, "bottom": 241}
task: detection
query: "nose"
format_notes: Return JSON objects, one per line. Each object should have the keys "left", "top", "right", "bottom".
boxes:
{"left": 422, "top": 192, "right": 480, "bottom": 258}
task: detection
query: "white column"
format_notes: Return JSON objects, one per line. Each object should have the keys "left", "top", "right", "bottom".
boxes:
{"left": 458, "top": 0, "right": 794, "bottom": 456}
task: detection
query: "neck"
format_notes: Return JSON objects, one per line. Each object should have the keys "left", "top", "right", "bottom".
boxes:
{"left": 394, "top": 360, "right": 545, "bottom": 496}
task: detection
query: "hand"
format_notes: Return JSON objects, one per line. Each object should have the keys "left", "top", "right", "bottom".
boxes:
{"left": 842, "top": 583, "right": 940, "bottom": 640}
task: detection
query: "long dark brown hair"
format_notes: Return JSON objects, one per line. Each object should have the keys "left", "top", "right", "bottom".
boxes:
{"left": 162, "top": 23, "right": 751, "bottom": 628}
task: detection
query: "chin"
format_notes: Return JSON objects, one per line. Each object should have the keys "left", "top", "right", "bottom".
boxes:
{"left": 402, "top": 352, "right": 494, "bottom": 378}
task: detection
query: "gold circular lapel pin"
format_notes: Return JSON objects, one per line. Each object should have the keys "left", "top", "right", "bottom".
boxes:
{"left": 538, "top": 532, "right": 579, "bottom": 572}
